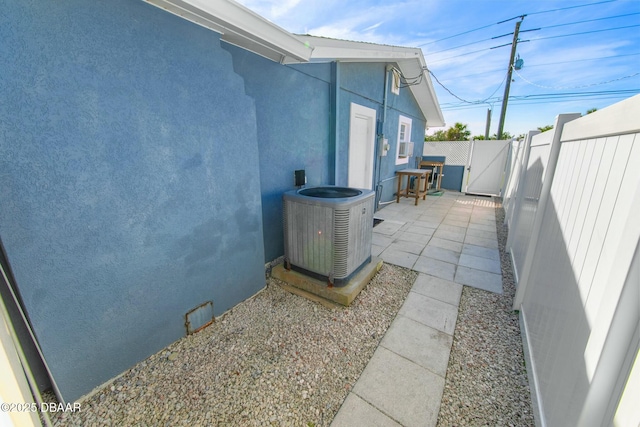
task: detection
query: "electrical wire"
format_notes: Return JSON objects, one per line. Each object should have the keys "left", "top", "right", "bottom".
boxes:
{"left": 439, "top": 89, "right": 639, "bottom": 110}
{"left": 513, "top": 68, "right": 640, "bottom": 90}
{"left": 427, "top": 68, "right": 508, "bottom": 104}
{"left": 526, "top": 0, "right": 619, "bottom": 16}
{"left": 436, "top": 53, "right": 640, "bottom": 82}
{"left": 419, "top": 0, "right": 622, "bottom": 48}
{"left": 530, "top": 24, "right": 640, "bottom": 41}
{"left": 525, "top": 52, "right": 640, "bottom": 68}
{"left": 538, "top": 12, "right": 640, "bottom": 30}
{"left": 418, "top": 23, "right": 498, "bottom": 47}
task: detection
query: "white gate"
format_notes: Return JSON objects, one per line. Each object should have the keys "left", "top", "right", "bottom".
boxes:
{"left": 464, "top": 139, "right": 511, "bottom": 196}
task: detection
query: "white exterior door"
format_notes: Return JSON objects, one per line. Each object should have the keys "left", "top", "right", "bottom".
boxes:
{"left": 348, "top": 103, "right": 376, "bottom": 190}
{"left": 465, "top": 139, "right": 511, "bottom": 196}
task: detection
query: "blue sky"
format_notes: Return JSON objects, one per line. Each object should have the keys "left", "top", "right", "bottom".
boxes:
{"left": 235, "top": 0, "right": 640, "bottom": 137}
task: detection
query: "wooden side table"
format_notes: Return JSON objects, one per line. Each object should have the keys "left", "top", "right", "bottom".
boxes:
{"left": 396, "top": 169, "right": 431, "bottom": 206}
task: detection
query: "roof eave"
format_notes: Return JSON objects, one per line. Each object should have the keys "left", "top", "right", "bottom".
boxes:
{"left": 292, "top": 36, "right": 444, "bottom": 127}
{"left": 145, "top": 0, "right": 312, "bottom": 63}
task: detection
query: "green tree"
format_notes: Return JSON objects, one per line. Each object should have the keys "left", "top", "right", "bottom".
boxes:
{"left": 424, "top": 129, "right": 447, "bottom": 141}
{"left": 483, "top": 131, "right": 513, "bottom": 140}
{"left": 586, "top": 108, "right": 598, "bottom": 114}
{"left": 445, "top": 122, "right": 471, "bottom": 141}
{"left": 538, "top": 125, "right": 553, "bottom": 132}
{"left": 425, "top": 122, "right": 471, "bottom": 141}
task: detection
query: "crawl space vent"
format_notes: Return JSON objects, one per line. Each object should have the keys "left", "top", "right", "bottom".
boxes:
{"left": 185, "top": 301, "right": 214, "bottom": 335}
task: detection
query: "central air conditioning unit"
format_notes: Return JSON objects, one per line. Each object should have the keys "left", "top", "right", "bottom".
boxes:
{"left": 283, "top": 186, "right": 374, "bottom": 286}
{"left": 398, "top": 141, "right": 414, "bottom": 157}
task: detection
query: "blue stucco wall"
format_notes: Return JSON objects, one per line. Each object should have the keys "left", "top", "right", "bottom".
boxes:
{"left": 336, "top": 63, "right": 427, "bottom": 202}
{"left": 0, "top": 0, "right": 265, "bottom": 402}
{"left": 225, "top": 46, "right": 333, "bottom": 262}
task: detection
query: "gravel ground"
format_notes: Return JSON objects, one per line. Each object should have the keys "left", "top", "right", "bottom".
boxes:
{"left": 436, "top": 199, "right": 535, "bottom": 427}
{"left": 47, "top": 264, "right": 416, "bottom": 427}
{"left": 44, "top": 199, "right": 534, "bottom": 426}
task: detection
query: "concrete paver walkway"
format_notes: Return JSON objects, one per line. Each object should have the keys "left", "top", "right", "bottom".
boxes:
{"left": 331, "top": 191, "right": 501, "bottom": 427}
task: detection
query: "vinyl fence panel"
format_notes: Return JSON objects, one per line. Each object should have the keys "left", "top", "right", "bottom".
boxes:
{"left": 512, "top": 95, "right": 640, "bottom": 427}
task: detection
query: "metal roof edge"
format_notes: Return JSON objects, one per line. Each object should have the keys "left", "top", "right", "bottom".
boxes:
{"left": 145, "top": 0, "right": 313, "bottom": 63}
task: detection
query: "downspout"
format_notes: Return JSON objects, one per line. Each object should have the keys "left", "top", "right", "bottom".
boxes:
{"left": 375, "top": 65, "right": 392, "bottom": 210}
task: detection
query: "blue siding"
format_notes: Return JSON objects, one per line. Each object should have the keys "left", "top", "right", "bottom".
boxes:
{"left": 0, "top": 0, "right": 265, "bottom": 401}
{"left": 224, "top": 45, "right": 334, "bottom": 262}
{"left": 337, "top": 63, "right": 427, "bottom": 199}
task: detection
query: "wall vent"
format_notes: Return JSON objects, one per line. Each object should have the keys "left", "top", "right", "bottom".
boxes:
{"left": 185, "top": 301, "right": 214, "bottom": 335}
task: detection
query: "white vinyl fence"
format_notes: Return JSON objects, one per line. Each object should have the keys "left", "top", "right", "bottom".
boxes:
{"left": 506, "top": 95, "right": 640, "bottom": 427}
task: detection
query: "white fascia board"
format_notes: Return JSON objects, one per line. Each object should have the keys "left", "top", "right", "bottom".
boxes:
{"left": 145, "top": 0, "right": 312, "bottom": 63}
{"left": 292, "top": 35, "right": 421, "bottom": 63}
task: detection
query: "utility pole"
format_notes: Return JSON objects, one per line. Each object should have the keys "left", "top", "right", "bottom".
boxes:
{"left": 484, "top": 108, "right": 492, "bottom": 140}
{"left": 496, "top": 18, "right": 522, "bottom": 140}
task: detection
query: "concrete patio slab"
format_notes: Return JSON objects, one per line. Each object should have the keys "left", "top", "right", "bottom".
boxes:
{"left": 464, "top": 234, "right": 499, "bottom": 249}
{"left": 404, "top": 224, "right": 437, "bottom": 236}
{"left": 394, "top": 231, "right": 431, "bottom": 244}
{"left": 433, "top": 229, "right": 465, "bottom": 243}
{"left": 351, "top": 347, "right": 445, "bottom": 427}
{"left": 420, "top": 245, "right": 460, "bottom": 265}
{"left": 465, "top": 228, "right": 497, "bottom": 241}
{"left": 380, "top": 248, "right": 419, "bottom": 269}
{"left": 461, "top": 244, "right": 500, "bottom": 261}
{"left": 387, "top": 240, "right": 427, "bottom": 256}
{"left": 437, "top": 224, "right": 467, "bottom": 234}
{"left": 441, "top": 219, "right": 469, "bottom": 228}
{"left": 373, "top": 234, "right": 394, "bottom": 247}
{"left": 458, "top": 253, "right": 501, "bottom": 274}
{"left": 331, "top": 394, "right": 401, "bottom": 427}
{"left": 331, "top": 192, "right": 508, "bottom": 427}
{"left": 411, "top": 274, "right": 463, "bottom": 306}
{"left": 374, "top": 219, "right": 406, "bottom": 236}
{"left": 380, "top": 315, "right": 453, "bottom": 377}
{"left": 427, "top": 237, "right": 463, "bottom": 253}
{"left": 454, "top": 265, "right": 503, "bottom": 294}
{"left": 467, "top": 222, "right": 496, "bottom": 232}
{"left": 413, "top": 257, "right": 456, "bottom": 281}
{"left": 397, "top": 291, "right": 458, "bottom": 335}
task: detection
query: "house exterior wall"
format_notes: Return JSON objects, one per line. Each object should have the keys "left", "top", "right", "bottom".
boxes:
{"left": 224, "top": 57, "right": 429, "bottom": 263}
{"left": 337, "top": 63, "right": 427, "bottom": 203}
{"left": 223, "top": 45, "right": 333, "bottom": 263}
{"left": 0, "top": 0, "right": 266, "bottom": 402}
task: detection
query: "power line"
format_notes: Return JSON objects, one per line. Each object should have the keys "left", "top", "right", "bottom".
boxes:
{"left": 418, "top": 23, "right": 498, "bottom": 47}
{"left": 419, "top": 0, "right": 622, "bottom": 48}
{"left": 513, "top": 68, "right": 640, "bottom": 90}
{"left": 526, "top": 0, "right": 619, "bottom": 16}
{"left": 433, "top": 53, "right": 640, "bottom": 82}
{"left": 426, "top": 36, "right": 495, "bottom": 56}
{"left": 530, "top": 24, "right": 640, "bottom": 41}
{"left": 439, "top": 90, "right": 638, "bottom": 110}
{"left": 436, "top": 54, "right": 639, "bottom": 81}
{"left": 538, "top": 12, "right": 640, "bottom": 30}
{"left": 525, "top": 52, "right": 640, "bottom": 68}
{"left": 426, "top": 68, "right": 509, "bottom": 105}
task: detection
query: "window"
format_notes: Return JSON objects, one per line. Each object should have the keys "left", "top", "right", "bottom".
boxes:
{"left": 395, "top": 115, "right": 413, "bottom": 165}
